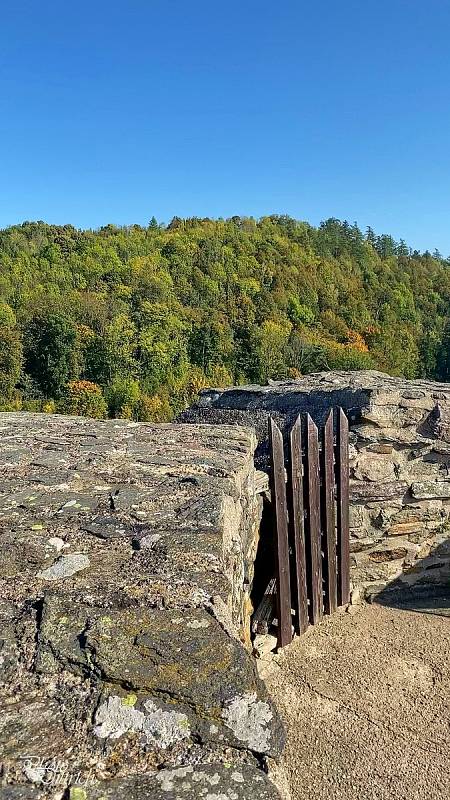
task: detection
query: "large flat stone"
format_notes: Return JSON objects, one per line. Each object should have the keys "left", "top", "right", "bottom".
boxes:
{"left": 37, "top": 595, "right": 284, "bottom": 758}
{"left": 349, "top": 481, "right": 410, "bottom": 502}
{"left": 411, "top": 481, "right": 450, "bottom": 499}
{"left": 71, "top": 764, "right": 282, "bottom": 799}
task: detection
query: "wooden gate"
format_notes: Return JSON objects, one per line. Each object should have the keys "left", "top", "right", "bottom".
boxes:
{"left": 254, "top": 408, "right": 350, "bottom": 648}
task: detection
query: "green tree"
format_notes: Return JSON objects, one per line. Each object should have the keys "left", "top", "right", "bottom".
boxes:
{"left": 24, "top": 313, "right": 76, "bottom": 398}
{"left": 0, "top": 326, "right": 23, "bottom": 397}
{"left": 436, "top": 321, "right": 450, "bottom": 382}
{"left": 256, "top": 319, "right": 292, "bottom": 382}
{"left": 106, "top": 377, "right": 141, "bottom": 418}
{"left": 104, "top": 313, "right": 138, "bottom": 382}
{"left": 138, "top": 303, "right": 189, "bottom": 392}
{"left": 0, "top": 215, "right": 447, "bottom": 420}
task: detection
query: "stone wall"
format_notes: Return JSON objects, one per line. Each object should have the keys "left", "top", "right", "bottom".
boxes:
{"left": 0, "top": 413, "right": 284, "bottom": 799}
{"left": 3, "top": 374, "right": 449, "bottom": 796}
{"left": 180, "top": 370, "right": 450, "bottom": 599}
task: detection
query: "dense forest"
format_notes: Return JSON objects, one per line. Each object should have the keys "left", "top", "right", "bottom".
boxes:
{"left": 0, "top": 215, "right": 449, "bottom": 421}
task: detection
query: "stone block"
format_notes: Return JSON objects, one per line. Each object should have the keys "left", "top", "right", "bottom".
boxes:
{"left": 349, "top": 505, "right": 366, "bottom": 529}
{"left": 411, "top": 481, "right": 450, "bottom": 500}
{"left": 369, "top": 548, "right": 408, "bottom": 563}
{"left": 70, "top": 764, "right": 282, "bottom": 800}
{"left": 353, "top": 453, "right": 397, "bottom": 483}
{"left": 37, "top": 595, "right": 284, "bottom": 758}
{"left": 367, "top": 444, "right": 394, "bottom": 454}
{"left": 388, "top": 521, "right": 425, "bottom": 536}
{"left": 350, "top": 481, "right": 409, "bottom": 502}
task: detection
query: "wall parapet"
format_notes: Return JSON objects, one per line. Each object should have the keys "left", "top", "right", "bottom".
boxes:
{"left": 0, "top": 413, "right": 284, "bottom": 799}
{"left": 180, "top": 369, "right": 450, "bottom": 598}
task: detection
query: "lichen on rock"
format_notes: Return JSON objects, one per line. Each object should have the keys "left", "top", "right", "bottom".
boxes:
{"left": 94, "top": 695, "right": 191, "bottom": 747}
{"left": 222, "top": 692, "right": 274, "bottom": 753}
{"left": 0, "top": 413, "right": 282, "bottom": 798}
{"left": 69, "top": 763, "right": 281, "bottom": 799}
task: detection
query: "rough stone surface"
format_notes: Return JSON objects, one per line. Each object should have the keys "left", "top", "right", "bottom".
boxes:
{"left": 180, "top": 370, "right": 450, "bottom": 596}
{"left": 0, "top": 413, "right": 282, "bottom": 799}
{"left": 36, "top": 552, "right": 90, "bottom": 580}
{"left": 69, "top": 763, "right": 281, "bottom": 799}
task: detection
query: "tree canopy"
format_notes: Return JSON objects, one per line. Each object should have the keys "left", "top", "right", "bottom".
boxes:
{"left": 0, "top": 215, "right": 449, "bottom": 420}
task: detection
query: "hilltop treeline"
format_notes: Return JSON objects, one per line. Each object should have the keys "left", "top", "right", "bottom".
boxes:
{"left": 0, "top": 215, "right": 449, "bottom": 420}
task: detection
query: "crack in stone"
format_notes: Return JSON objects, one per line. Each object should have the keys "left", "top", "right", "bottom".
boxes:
{"left": 282, "top": 662, "right": 448, "bottom": 758}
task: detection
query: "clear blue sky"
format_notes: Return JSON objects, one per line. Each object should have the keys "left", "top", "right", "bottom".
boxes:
{"left": 1, "top": 1, "right": 450, "bottom": 252}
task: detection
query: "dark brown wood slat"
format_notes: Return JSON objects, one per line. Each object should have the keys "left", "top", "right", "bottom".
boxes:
{"left": 321, "top": 410, "right": 337, "bottom": 614}
{"left": 268, "top": 417, "right": 292, "bottom": 647}
{"left": 304, "top": 414, "right": 323, "bottom": 624}
{"left": 289, "top": 415, "right": 309, "bottom": 635}
{"left": 336, "top": 407, "right": 350, "bottom": 606}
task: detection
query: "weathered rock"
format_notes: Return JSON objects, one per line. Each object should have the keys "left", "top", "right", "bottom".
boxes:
{"left": 0, "top": 413, "right": 282, "bottom": 797}
{"left": 178, "top": 370, "right": 450, "bottom": 444}
{"left": 366, "top": 443, "right": 394, "bottom": 454}
{"left": 0, "top": 692, "right": 68, "bottom": 760}
{"left": 388, "top": 521, "right": 424, "bottom": 536}
{"left": 353, "top": 453, "right": 398, "bottom": 482}
{"left": 411, "top": 481, "right": 450, "bottom": 500}
{"left": 81, "top": 516, "right": 134, "bottom": 540}
{"left": 70, "top": 763, "right": 282, "bottom": 799}
{"left": 348, "top": 505, "right": 366, "bottom": 529}
{"left": 0, "top": 602, "right": 19, "bottom": 682}
{"left": 349, "top": 482, "right": 410, "bottom": 502}
{"left": 37, "top": 553, "right": 90, "bottom": 580}
{"left": 369, "top": 548, "right": 408, "bottom": 563}
{"left": 253, "top": 633, "right": 278, "bottom": 659}
{"left": 0, "top": 788, "right": 46, "bottom": 800}
{"left": 36, "top": 595, "right": 283, "bottom": 757}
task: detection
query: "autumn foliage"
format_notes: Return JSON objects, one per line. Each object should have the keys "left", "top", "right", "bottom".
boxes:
{"left": 60, "top": 381, "right": 108, "bottom": 418}
{"left": 0, "top": 216, "right": 448, "bottom": 420}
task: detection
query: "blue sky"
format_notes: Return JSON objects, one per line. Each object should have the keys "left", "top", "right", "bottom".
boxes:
{"left": 1, "top": 1, "right": 450, "bottom": 252}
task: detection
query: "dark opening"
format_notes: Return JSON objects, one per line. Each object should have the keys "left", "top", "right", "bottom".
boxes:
{"left": 250, "top": 494, "right": 276, "bottom": 639}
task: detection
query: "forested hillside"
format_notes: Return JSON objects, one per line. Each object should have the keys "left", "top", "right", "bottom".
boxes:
{"left": 0, "top": 215, "right": 449, "bottom": 421}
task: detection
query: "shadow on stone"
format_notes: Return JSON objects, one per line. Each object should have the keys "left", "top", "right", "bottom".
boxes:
{"left": 369, "top": 537, "right": 450, "bottom": 618}
{"left": 178, "top": 381, "right": 369, "bottom": 469}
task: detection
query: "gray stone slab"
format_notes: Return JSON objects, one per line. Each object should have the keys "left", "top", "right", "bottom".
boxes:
{"left": 70, "top": 764, "right": 282, "bottom": 799}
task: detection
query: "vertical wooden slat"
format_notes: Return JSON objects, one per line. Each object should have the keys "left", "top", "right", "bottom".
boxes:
{"left": 268, "top": 417, "right": 292, "bottom": 647}
{"left": 336, "top": 407, "right": 350, "bottom": 606}
{"left": 289, "top": 415, "right": 309, "bottom": 635}
{"left": 321, "top": 410, "right": 337, "bottom": 614}
{"left": 304, "top": 414, "right": 323, "bottom": 624}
